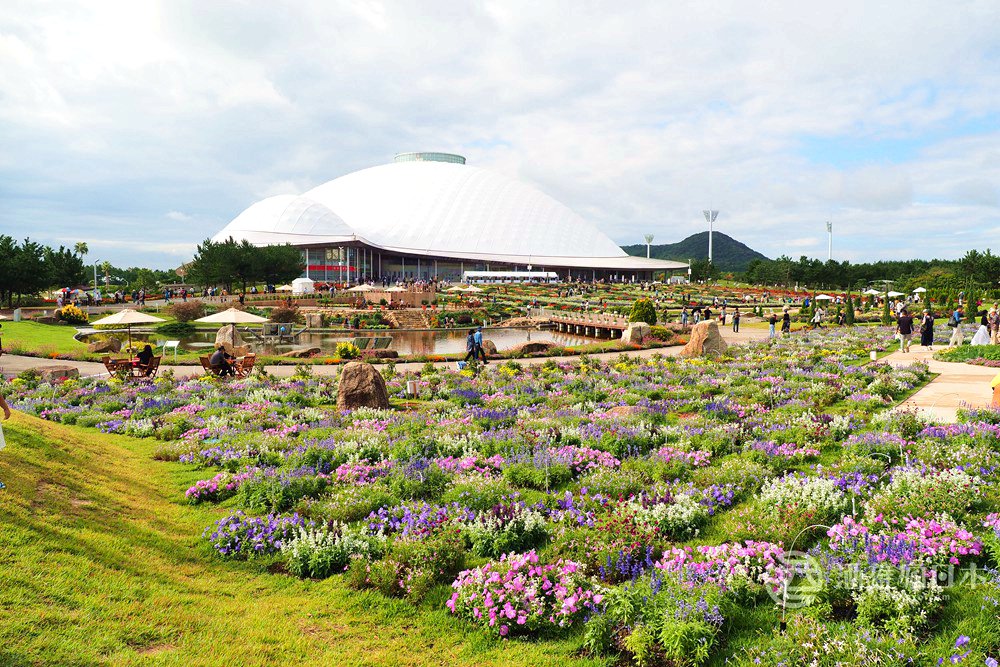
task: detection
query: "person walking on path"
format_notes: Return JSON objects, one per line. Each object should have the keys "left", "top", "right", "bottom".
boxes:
{"left": 948, "top": 306, "right": 965, "bottom": 347}
{"left": 731, "top": 307, "right": 740, "bottom": 333}
{"left": 473, "top": 326, "right": 488, "bottom": 363}
{"left": 781, "top": 308, "right": 791, "bottom": 336}
{"left": 463, "top": 329, "right": 477, "bottom": 363}
{"left": 681, "top": 307, "right": 689, "bottom": 327}
{"left": 896, "top": 308, "right": 915, "bottom": 353}
{"left": 811, "top": 307, "right": 824, "bottom": 329}
{"left": 919, "top": 309, "right": 934, "bottom": 349}
{"left": 990, "top": 306, "right": 1000, "bottom": 345}
{"left": 768, "top": 311, "right": 777, "bottom": 339}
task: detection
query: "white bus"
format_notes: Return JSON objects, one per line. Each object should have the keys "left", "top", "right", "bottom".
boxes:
{"left": 462, "top": 270, "right": 561, "bottom": 285}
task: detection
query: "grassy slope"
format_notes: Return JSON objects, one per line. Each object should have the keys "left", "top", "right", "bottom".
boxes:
{"left": 0, "top": 414, "right": 603, "bottom": 667}
{"left": 2, "top": 321, "right": 90, "bottom": 357}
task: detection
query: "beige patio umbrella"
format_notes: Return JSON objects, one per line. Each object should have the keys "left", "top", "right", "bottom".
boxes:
{"left": 462, "top": 286, "right": 484, "bottom": 293}
{"left": 347, "top": 284, "right": 377, "bottom": 292}
{"left": 446, "top": 285, "right": 470, "bottom": 292}
{"left": 90, "top": 309, "right": 165, "bottom": 353}
{"left": 195, "top": 308, "right": 269, "bottom": 346}
{"left": 384, "top": 286, "right": 407, "bottom": 292}
{"left": 814, "top": 294, "right": 834, "bottom": 301}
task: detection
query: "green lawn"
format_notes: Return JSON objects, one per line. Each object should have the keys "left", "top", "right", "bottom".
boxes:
{"left": 0, "top": 414, "right": 603, "bottom": 666}
{"left": 1, "top": 320, "right": 91, "bottom": 358}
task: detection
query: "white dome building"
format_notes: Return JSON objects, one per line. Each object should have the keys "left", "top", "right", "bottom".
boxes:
{"left": 213, "top": 153, "right": 686, "bottom": 282}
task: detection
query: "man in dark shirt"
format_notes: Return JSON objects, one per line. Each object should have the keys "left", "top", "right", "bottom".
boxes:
{"left": 209, "top": 345, "right": 235, "bottom": 376}
{"left": 896, "top": 309, "right": 915, "bottom": 353}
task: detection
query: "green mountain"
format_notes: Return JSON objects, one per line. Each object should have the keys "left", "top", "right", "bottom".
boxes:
{"left": 622, "top": 231, "right": 770, "bottom": 273}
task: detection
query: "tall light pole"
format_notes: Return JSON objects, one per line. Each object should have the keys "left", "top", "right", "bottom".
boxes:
{"left": 826, "top": 221, "right": 833, "bottom": 261}
{"left": 643, "top": 234, "right": 654, "bottom": 258}
{"left": 702, "top": 210, "right": 718, "bottom": 264}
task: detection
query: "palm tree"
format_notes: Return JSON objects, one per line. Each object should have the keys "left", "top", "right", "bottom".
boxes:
{"left": 74, "top": 242, "right": 89, "bottom": 258}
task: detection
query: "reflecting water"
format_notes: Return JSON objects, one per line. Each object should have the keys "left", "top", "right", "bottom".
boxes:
{"left": 82, "top": 327, "right": 593, "bottom": 356}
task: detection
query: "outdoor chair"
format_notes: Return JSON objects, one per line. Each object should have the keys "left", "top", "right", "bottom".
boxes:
{"left": 133, "top": 356, "right": 161, "bottom": 380}
{"left": 199, "top": 355, "right": 222, "bottom": 376}
{"left": 235, "top": 354, "right": 256, "bottom": 378}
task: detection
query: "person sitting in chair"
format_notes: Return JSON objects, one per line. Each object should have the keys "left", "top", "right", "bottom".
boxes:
{"left": 136, "top": 344, "right": 154, "bottom": 367}
{"left": 209, "top": 344, "right": 235, "bottom": 377}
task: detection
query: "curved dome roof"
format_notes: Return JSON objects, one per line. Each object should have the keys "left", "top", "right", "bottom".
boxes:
{"left": 213, "top": 194, "right": 354, "bottom": 244}
{"left": 302, "top": 162, "right": 628, "bottom": 259}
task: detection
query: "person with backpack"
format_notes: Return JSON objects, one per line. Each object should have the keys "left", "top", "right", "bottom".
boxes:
{"left": 896, "top": 308, "right": 915, "bottom": 353}
{"left": 948, "top": 306, "right": 965, "bottom": 347}
{"left": 464, "top": 329, "right": 477, "bottom": 363}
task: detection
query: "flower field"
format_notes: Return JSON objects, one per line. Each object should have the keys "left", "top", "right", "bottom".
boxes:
{"left": 8, "top": 326, "right": 1000, "bottom": 665}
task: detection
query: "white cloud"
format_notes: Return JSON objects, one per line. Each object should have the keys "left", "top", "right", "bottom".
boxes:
{"left": 1, "top": 0, "right": 999, "bottom": 268}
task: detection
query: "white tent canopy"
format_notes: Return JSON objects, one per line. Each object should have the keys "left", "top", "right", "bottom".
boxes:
{"left": 863, "top": 288, "right": 882, "bottom": 295}
{"left": 291, "top": 277, "right": 315, "bottom": 294}
{"left": 912, "top": 287, "right": 927, "bottom": 293}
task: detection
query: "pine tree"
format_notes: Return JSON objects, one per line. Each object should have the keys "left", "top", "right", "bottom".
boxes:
{"left": 923, "top": 290, "right": 932, "bottom": 313}
{"left": 845, "top": 293, "right": 855, "bottom": 325}
{"left": 881, "top": 294, "right": 892, "bottom": 325}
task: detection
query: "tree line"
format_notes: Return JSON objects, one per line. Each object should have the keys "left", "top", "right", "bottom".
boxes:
{"left": 188, "top": 237, "right": 303, "bottom": 294}
{"left": 741, "top": 249, "right": 1000, "bottom": 294}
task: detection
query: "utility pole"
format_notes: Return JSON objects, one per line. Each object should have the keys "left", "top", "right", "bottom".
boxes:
{"left": 702, "top": 210, "right": 719, "bottom": 264}
{"left": 643, "top": 234, "right": 654, "bottom": 258}
{"left": 826, "top": 221, "right": 833, "bottom": 261}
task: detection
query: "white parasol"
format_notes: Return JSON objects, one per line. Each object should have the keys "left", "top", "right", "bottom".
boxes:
{"left": 347, "top": 284, "right": 377, "bottom": 292}
{"left": 384, "top": 286, "right": 407, "bottom": 292}
{"left": 814, "top": 294, "right": 834, "bottom": 300}
{"left": 912, "top": 287, "right": 927, "bottom": 293}
{"left": 90, "top": 309, "right": 165, "bottom": 353}
{"left": 863, "top": 288, "right": 882, "bottom": 296}
{"left": 887, "top": 291, "right": 904, "bottom": 298}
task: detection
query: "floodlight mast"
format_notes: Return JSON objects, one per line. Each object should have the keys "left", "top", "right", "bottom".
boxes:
{"left": 826, "top": 221, "right": 833, "bottom": 261}
{"left": 643, "top": 234, "right": 654, "bottom": 258}
{"left": 702, "top": 210, "right": 719, "bottom": 264}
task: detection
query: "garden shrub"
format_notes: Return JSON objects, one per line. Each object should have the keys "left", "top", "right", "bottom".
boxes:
{"left": 629, "top": 298, "right": 657, "bottom": 325}
{"left": 168, "top": 300, "right": 206, "bottom": 322}
{"left": 282, "top": 523, "right": 384, "bottom": 579}
{"left": 57, "top": 304, "right": 88, "bottom": 324}
{"left": 269, "top": 305, "right": 299, "bottom": 323}
{"left": 584, "top": 572, "right": 728, "bottom": 666}
{"left": 157, "top": 321, "right": 196, "bottom": 336}
{"left": 503, "top": 462, "right": 572, "bottom": 491}
{"left": 347, "top": 528, "right": 465, "bottom": 602}
{"left": 334, "top": 341, "right": 361, "bottom": 359}
{"left": 459, "top": 502, "right": 548, "bottom": 557}
{"left": 447, "top": 549, "right": 601, "bottom": 637}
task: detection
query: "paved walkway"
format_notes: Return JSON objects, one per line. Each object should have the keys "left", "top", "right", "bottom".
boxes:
{"left": 884, "top": 345, "right": 998, "bottom": 422}
{"left": 0, "top": 326, "right": 769, "bottom": 379}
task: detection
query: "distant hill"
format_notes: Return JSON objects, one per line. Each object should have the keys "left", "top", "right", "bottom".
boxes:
{"left": 622, "top": 231, "right": 770, "bottom": 273}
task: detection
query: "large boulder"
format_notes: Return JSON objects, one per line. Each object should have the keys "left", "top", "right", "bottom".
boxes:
{"left": 215, "top": 325, "right": 245, "bottom": 351}
{"left": 622, "top": 322, "right": 650, "bottom": 345}
{"left": 512, "top": 341, "right": 557, "bottom": 356}
{"left": 680, "top": 321, "right": 728, "bottom": 357}
{"left": 278, "top": 347, "right": 321, "bottom": 358}
{"left": 337, "top": 361, "right": 390, "bottom": 411}
{"left": 304, "top": 312, "right": 323, "bottom": 328}
{"left": 34, "top": 365, "right": 80, "bottom": 383}
{"left": 87, "top": 337, "right": 122, "bottom": 354}
{"left": 481, "top": 339, "right": 498, "bottom": 356}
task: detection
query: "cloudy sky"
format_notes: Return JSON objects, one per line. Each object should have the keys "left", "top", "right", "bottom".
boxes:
{"left": 2, "top": 1, "right": 999, "bottom": 269}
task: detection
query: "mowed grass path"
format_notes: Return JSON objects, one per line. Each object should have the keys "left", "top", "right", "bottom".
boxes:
{"left": 0, "top": 414, "right": 602, "bottom": 667}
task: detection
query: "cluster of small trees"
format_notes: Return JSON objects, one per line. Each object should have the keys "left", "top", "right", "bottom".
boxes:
{"left": 0, "top": 236, "right": 87, "bottom": 307}
{"left": 744, "top": 250, "right": 1000, "bottom": 293}
{"left": 189, "top": 237, "right": 304, "bottom": 294}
